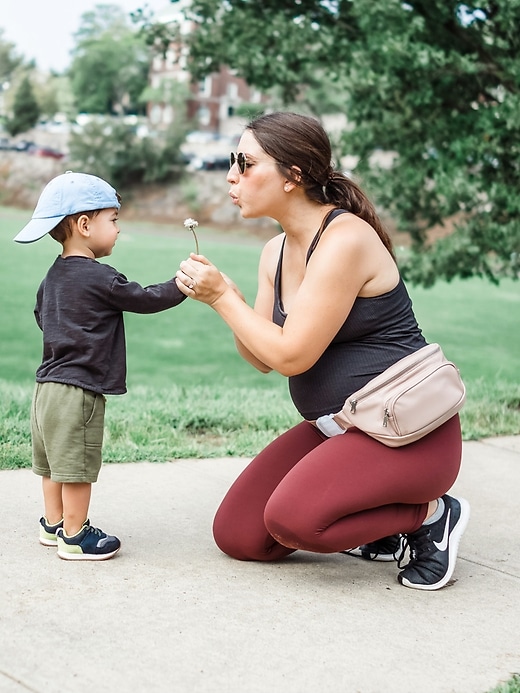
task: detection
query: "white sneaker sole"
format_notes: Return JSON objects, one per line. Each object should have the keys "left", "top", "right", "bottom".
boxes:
{"left": 57, "top": 546, "right": 120, "bottom": 561}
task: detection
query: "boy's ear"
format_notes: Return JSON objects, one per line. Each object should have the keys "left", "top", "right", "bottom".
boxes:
{"left": 76, "top": 214, "right": 90, "bottom": 237}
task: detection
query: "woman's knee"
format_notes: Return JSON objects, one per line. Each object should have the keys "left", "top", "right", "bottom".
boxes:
{"left": 264, "top": 497, "right": 314, "bottom": 551}
{"left": 212, "top": 506, "right": 249, "bottom": 559}
{"left": 213, "top": 507, "right": 282, "bottom": 561}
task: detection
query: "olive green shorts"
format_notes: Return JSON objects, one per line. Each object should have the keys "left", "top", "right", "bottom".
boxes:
{"left": 31, "top": 382, "right": 105, "bottom": 483}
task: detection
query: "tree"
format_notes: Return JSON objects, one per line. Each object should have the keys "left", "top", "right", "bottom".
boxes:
{"left": 0, "top": 30, "right": 71, "bottom": 124}
{"left": 155, "top": 0, "right": 520, "bottom": 285}
{"left": 69, "top": 4, "right": 151, "bottom": 115}
{"left": 5, "top": 75, "right": 40, "bottom": 136}
{"left": 0, "top": 30, "right": 27, "bottom": 120}
{"left": 0, "top": 30, "right": 24, "bottom": 85}
{"left": 68, "top": 115, "right": 189, "bottom": 187}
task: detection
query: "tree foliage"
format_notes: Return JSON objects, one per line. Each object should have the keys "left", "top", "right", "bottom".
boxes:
{"left": 67, "top": 117, "right": 189, "bottom": 188}
{"left": 159, "top": 0, "right": 520, "bottom": 285}
{"left": 0, "top": 29, "right": 24, "bottom": 85}
{"left": 0, "top": 30, "right": 71, "bottom": 123}
{"left": 5, "top": 75, "right": 40, "bottom": 136}
{"left": 69, "top": 4, "right": 151, "bottom": 115}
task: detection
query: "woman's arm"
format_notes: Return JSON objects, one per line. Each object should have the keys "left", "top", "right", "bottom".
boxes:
{"left": 176, "top": 216, "right": 397, "bottom": 376}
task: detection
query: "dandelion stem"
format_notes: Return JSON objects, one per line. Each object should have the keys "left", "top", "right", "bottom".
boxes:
{"left": 183, "top": 218, "right": 200, "bottom": 254}
{"left": 190, "top": 226, "right": 199, "bottom": 254}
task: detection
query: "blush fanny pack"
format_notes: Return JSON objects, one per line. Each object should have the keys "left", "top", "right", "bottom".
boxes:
{"left": 315, "top": 343, "right": 466, "bottom": 447}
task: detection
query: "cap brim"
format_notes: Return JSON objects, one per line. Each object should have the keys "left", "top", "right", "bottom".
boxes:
{"left": 13, "top": 216, "right": 65, "bottom": 243}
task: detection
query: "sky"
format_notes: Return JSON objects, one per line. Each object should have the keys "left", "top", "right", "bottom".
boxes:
{"left": 2, "top": 0, "right": 171, "bottom": 73}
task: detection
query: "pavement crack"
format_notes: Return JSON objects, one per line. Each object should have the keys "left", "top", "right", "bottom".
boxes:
{"left": 460, "top": 555, "right": 520, "bottom": 580}
{"left": 0, "top": 669, "right": 41, "bottom": 693}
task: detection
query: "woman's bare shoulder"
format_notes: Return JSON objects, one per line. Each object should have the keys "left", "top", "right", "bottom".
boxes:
{"left": 313, "top": 213, "right": 398, "bottom": 294}
{"left": 322, "top": 213, "right": 389, "bottom": 256}
{"left": 257, "top": 233, "right": 285, "bottom": 297}
{"left": 259, "top": 232, "right": 285, "bottom": 265}
{"left": 264, "top": 232, "right": 285, "bottom": 251}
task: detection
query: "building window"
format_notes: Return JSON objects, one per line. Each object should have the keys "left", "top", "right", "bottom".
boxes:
{"left": 198, "top": 77, "right": 212, "bottom": 97}
{"left": 163, "top": 104, "right": 173, "bottom": 125}
{"left": 227, "top": 82, "right": 238, "bottom": 100}
{"left": 198, "top": 106, "right": 211, "bottom": 126}
{"left": 149, "top": 104, "right": 162, "bottom": 126}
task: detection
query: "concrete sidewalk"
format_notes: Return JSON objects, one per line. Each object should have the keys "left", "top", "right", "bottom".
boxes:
{"left": 1, "top": 437, "right": 519, "bottom": 693}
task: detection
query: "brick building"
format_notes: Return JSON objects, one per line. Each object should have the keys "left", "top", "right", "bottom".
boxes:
{"left": 147, "top": 1, "right": 267, "bottom": 136}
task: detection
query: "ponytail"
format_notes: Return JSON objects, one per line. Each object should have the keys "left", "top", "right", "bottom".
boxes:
{"left": 326, "top": 172, "right": 396, "bottom": 261}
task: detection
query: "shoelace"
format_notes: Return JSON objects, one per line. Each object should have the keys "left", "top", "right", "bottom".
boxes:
{"left": 397, "top": 526, "right": 432, "bottom": 569}
{"left": 381, "top": 535, "right": 402, "bottom": 555}
{"left": 357, "top": 534, "right": 404, "bottom": 560}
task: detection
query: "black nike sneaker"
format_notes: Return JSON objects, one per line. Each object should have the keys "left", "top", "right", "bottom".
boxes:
{"left": 398, "top": 494, "right": 470, "bottom": 590}
{"left": 342, "top": 534, "right": 402, "bottom": 562}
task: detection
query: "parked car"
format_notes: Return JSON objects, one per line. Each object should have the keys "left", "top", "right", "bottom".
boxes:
{"left": 12, "top": 140, "right": 36, "bottom": 151}
{"left": 185, "top": 130, "right": 220, "bottom": 144}
{"left": 29, "top": 145, "right": 65, "bottom": 160}
{"left": 189, "top": 155, "right": 230, "bottom": 171}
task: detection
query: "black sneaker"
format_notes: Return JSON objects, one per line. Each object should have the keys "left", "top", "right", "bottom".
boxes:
{"left": 341, "top": 534, "right": 402, "bottom": 562}
{"left": 56, "top": 522, "right": 120, "bottom": 561}
{"left": 398, "top": 495, "right": 470, "bottom": 590}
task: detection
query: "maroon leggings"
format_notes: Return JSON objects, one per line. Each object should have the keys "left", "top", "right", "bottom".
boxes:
{"left": 213, "top": 416, "right": 462, "bottom": 561}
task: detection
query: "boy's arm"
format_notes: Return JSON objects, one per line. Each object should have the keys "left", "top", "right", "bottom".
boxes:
{"left": 108, "top": 273, "right": 188, "bottom": 314}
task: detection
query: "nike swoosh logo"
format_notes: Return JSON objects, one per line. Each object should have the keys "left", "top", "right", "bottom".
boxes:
{"left": 433, "top": 509, "right": 451, "bottom": 551}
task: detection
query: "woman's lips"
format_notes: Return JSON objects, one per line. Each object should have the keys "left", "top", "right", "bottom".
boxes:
{"left": 229, "top": 192, "right": 239, "bottom": 205}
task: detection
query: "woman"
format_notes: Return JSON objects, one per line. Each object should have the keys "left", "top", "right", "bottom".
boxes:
{"left": 176, "top": 112, "right": 470, "bottom": 591}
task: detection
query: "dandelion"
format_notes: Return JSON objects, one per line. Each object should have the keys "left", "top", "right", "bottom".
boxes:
{"left": 183, "top": 218, "right": 200, "bottom": 254}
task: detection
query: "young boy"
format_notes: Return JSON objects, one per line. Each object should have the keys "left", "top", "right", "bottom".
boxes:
{"left": 14, "top": 171, "right": 186, "bottom": 561}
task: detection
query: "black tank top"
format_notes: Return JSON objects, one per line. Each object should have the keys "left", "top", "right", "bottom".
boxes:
{"left": 272, "top": 209, "right": 427, "bottom": 420}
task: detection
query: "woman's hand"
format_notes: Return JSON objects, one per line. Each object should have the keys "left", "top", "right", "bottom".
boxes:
{"left": 176, "top": 253, "right": 230, "bottom": 305}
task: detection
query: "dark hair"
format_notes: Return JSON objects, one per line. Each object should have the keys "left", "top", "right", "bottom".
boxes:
{"left": 50, "top": 192, "right": 121, "bottom": 244}
{"left": 50, "top": 210, "right": 101, "bottom": 244}
{"left": 246, "top": 112, "right": 395, "bottom": 259}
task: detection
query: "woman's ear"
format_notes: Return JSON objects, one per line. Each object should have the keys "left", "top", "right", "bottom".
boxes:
{"left": 287, "top": 165, "right": 303, "bottom": 189}
{"left": 284, "top": 165, "right": 302, "bottom": 192}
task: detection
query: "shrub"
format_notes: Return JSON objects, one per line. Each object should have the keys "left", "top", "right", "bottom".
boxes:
{"left": 67, "top": 117, "right": 188, "bottom": 188}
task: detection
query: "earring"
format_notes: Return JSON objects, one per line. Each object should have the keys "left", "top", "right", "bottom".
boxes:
{"left": 284, "top": 184, "right": 290, "bottom": 192}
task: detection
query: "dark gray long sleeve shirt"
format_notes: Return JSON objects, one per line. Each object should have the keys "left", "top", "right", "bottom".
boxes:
{"left": 34, "top": 255, "right": 186, "bottom": 394}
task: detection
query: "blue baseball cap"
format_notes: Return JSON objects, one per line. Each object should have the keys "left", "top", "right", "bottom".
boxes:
{"left": 14, "top": 171, "right": 121, "bottom": 243}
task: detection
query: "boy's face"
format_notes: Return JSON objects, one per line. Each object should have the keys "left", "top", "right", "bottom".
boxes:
{"left": 87, "top": 207, "right": 120, "bottom": 258}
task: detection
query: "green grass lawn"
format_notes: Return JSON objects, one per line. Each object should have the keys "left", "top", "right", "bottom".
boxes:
{"left": 1, "top": 205, "right": 519, "bottom": 469}
{"left": 488, "top": 675, "right": 520, "bottom": 693}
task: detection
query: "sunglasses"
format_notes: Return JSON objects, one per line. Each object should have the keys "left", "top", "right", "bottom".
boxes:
{"left": 230, "top": 152, "right": 248, "bottom": 174}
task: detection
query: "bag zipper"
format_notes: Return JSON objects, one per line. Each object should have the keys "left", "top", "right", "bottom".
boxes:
{"left": 348, "top": 345, "right": 439, "bottom": 414}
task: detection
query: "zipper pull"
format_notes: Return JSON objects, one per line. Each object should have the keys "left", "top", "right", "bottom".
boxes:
{"left": 383, "top": 408, "right": 389, "bottom": 427}
{"left": 349, "top": 399, "right": 357, "bottom": 414}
